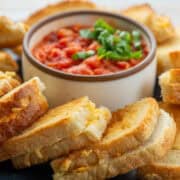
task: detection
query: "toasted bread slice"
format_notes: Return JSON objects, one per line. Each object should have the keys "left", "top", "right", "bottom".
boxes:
{"left": 25, "top": 0, "right": 96, "bottom": 26}
{"left": 12, "top": 107, "right": 111, "bottom": 169}
{"left": 138, "top": 150, "right": 180, "bottom": 180}
{"left": 157, "top": 28, "right": 180, "bottom": 74}
{"left": 159, "top": 69, "right": 180, "bottom": 104}
{"left": 15, "top": 0, "right": 96, "bottom": 56}
{"left": 0, "top": 77, "right": 48, "bottom": 145}
{"left": 0, "top": 16, "right": 28, "bottom": 48}
{"left": 95, "top": 98, "right": 159, "bottom": 156}
{"left": 138, "top": 103, "right": 180, "bottom": 180}
{"left": 0, "top": 51, "right": 18, "bottom": 72}
{"left": 159, "top": 103, "right": 180, "bottom": 150}
{"left": 12, "top": 45, "right": 22, "bottom": 56}
{"left": 11, "top": 98, "right": 158, "bottom": 169}
{"left": 121, "top": 4, "right": 175, "bottom": 44}
{"left": 51, "top": 110, "right": 176, "bottom": 180}
{"left": 121, "top": 4, "right": 154, "bottom": 25}
{"left": 0, "top": 71, "right": 20, "bottom": 97}
{"left": 0, "top": 96, "right": 95, "bottom": 161}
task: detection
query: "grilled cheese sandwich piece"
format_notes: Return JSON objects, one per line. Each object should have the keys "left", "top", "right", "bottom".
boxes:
{"left": 138, "top": 103, "right": 180, "bottom": 180}
{"left": 51, "top": 110, "right": 176, "bottom": 180}
{"left": 0, "top": 77, "right": 48, "bottom": 145}
{"left": 121, "top": 3, "right": 175, "bottom": 44}
{"left": 0, "top": 96, "right": 95, "bottom": 161}
{"left": 0, "top": 71, "right": 20, "bottom": 97}
{"left": 12, "top": 107, "right": 111, "bottom": 169}
{"left": 159, "top": 69, "right": 180, "bottom": 104}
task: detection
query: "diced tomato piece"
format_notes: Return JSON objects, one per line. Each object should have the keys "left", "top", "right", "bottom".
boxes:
{"left": 78, "top": 39, "right": 91, "bottom": 48}
{"left": 44, "top": 32, "right": 58, "bottom": 42}
{"left": 70, "top": 24, "right": 84, "bottom": 32}
{"left": 117, "top": 61, "right": 130, "bottom": 69}
{"left": 66, "top": 64, "right": 94, "bottom": 75}
{"left": 57, "top": 28, "right": 75, "bottom": 38}
{"left": 41, "top": 43, "right": 56, "bottom": 54}
{"left": 129, "top": 59, "right": 139, "bottom": 66}
{"left": 65, "top": 46, "right": 82, "bottom": 57}
{"left": 94, "top": 68, "right": 111, "bottom": 75}
{"left": 143, "top": 47, "right": 149, "bottom": 56}
{"left": 103, "top": 61, "right": 119, "bottom": 72}
{"left": 141, "top": 40, "right": 147, "bottom": 48}
{"left": 47, "top": 58, "right": 73, "bottom": 70}
{"left": 87, "top": 41, "right": 100, "bottom": 51}
{"left": 33, "top": 49, "right": 46, "bottom": 63}
{"left": 64, "top": 42, "right": 82, "bottom": 56}
{"left": 83, "top": 55, "right": 101, "bottom": 69}
{"left": 47, "top": 48, "right": 66, "bottom": 60}
{"left": 58, "top": 37, "right": 74, "bottom": 48}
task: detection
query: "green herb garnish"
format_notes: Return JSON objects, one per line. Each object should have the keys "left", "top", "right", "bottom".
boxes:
{"left": 72, "top": 50, "right": 95, "bottom": 60}
{"left": 132, "top": 30, "right": 141, "bottom": 49}
{"left": 80, "top": 29, "right": 96, "bottom": 39}
{"left": 94, "top": 19, "right": 115, "bottom": 34}
{"left": 77, "top": 19, "right": 143, "bottom": 61}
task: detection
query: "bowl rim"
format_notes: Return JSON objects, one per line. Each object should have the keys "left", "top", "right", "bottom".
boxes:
{"left": 23, "top": 10, "right": 156, "bottom": 82}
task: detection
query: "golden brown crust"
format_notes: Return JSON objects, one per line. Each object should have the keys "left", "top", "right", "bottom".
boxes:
{"left": 12, "top": 45, "right": 22, "bottom": 56}
{"left": 121, "top": 3, "right": 154, "bottom": 24}
{"left": 24, "top": 0, "right": 96, "bottom": 26}
{"left": 0, "top": 16, "right": 28, "bottom": 48}
{"left": 138, "top": 150, "right": 180, "bottom": 180}
{"left": 0, "top": 71, "right": 20, "bottom": 97}
{"left": 52, "top": 110, "right": 176, "bottom": 179}
{"left": 0, "top": 97, "right": 94, "bottom": 159}
{"left": 0, "top": 51, "right": 19, "bottom": 72}
{"left": 12, "top": 134, "right": 91, "bottom": 169}
{"left": 121, "top": 3, "right": 175, "bottom": 44}
{"left": 138, "top": 103, "right": 180, "bottom": 180}
{"left": 159, "top": 69, "right": 180, "bottom": 105}
{"left": 11, "top": 107, "right": 111, "bottom": 169}
{"left": 97, "top": 98, "right": 159, "bottom": 156}
{"left": 157, "top": 28, "right": 180, "bottom": 74}
{"left": 0, "top": 78, "right": 48, "bottom": 144}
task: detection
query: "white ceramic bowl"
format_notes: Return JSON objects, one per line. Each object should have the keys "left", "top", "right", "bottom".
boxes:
{"left": 23, "top": 10, "right": 156, "bottom": 110}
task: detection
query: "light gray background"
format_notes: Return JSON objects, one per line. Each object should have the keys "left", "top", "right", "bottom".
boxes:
{"left": 0, "top": 0, "right": 179, "bottom": 26}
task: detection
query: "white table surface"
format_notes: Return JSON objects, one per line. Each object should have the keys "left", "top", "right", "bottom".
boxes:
{"left": 0, "top": 0, "right": 179, "bottom": 26}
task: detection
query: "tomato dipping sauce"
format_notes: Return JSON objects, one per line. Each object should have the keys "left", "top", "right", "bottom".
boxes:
{"left": 32, "top": 19, "right": 149, "bottom": 75}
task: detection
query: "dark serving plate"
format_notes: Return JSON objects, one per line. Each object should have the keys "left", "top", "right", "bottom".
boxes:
{"left": 0, "top": 57, "right": 161, "bottom": 180}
